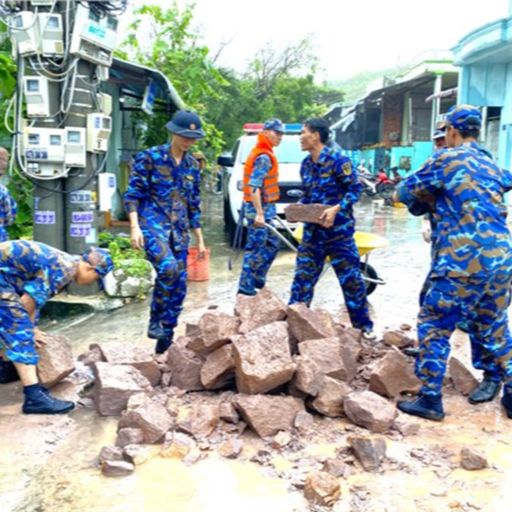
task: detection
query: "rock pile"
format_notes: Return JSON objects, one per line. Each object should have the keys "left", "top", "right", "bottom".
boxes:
{"left": 71, "top": 288, "right": 479, "bottom": 506}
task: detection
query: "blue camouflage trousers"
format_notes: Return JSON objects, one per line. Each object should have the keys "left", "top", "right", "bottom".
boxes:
{"left": 289, "top": 235, "right": 373, "bottom": 331}
{"left": 144, "top": 231, "right": 188, "bottom": 340}
{"left": 0, "top": 227, "right": 8, "bottom": 242}
{"left": 0, "top": 296, "right": 38, "bottom": 365}
{"left": 420, "top": 274, "right": 501, "bottom": 381}
{"left": 238, "top": 219, "right": 280, "bottom": 295}
{"left": 417, "top": 273, "right": 512, "bottom": 396}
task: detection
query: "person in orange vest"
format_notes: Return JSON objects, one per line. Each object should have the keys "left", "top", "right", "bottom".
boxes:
{"left": 238, "top": 119, "right": 284, "bottom": 295}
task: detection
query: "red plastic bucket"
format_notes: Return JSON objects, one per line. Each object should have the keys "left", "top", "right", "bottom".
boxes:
{"left": 187, "top": 247, "right": 210, "bottom": 281}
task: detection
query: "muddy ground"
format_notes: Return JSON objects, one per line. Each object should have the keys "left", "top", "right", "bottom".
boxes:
{"left": 1, "top": 196, "right": 511, "bottom": 512}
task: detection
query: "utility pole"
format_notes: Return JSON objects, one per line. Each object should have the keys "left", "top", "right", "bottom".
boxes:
{"left": 5, "top": 0, "right": 123, "bottom": 294}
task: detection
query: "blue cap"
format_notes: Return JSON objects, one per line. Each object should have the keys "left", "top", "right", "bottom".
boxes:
{"left": 263, "top": 118, "right": 285, "bottom": 133}
{"left": 446, "top": 105, "right": 481, "bottom": 131}
{"left": 165, "top": 110, "right": 205, "bottom": 139}
{"left": 82, "top": 247, "right": 114, "bottom": 278}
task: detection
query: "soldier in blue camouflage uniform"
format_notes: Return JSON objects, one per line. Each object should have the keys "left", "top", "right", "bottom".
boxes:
{"left": 124, "top": 111, "right": 206, "bottom": 354}
{"left": 289, "top": 118, "right": 374, "bottom": 338}
{"left": 396, "top": 105, "right": 512, "bottom": 421}
{"left": 0, "top": 147, "right": 17, "bottom": 242}
{"left": 412, "top": 128, "right": 503, "bottom": 404}
{"left": 0, "top": 240, "right": 114, "bottom": 413}
{"left": 238, "top": 119, "right": 284, "bottom": 296}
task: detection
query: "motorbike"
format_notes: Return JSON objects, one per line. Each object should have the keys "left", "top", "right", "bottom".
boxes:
{"left": 357, "top": 169, "right": 378, "bottom": 197}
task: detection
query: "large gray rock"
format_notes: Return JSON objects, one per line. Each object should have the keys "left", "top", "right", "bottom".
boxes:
{"left": 311, "top": 377, "right": 352, "bottom": 417}
{"left": 235, "top": 288, "right": 287, "bottom": 333}
{"left": 284, "top": 203, "right": 330, "bottom": 225}
{"left": 93, "top": 362, "right": 152, "bottom": 416}
{"left": 233, "top": 322, "right": 296, "bottom": 394}
{"left": 167, "top": 338, "right": 204, "bottom": 391}
{"left": 187, "top": 311, "right": 240, "bottom": 354}
{"left": 348, "top": 435, "right": 387, "bottom": 472}
{"left": 200, "top": 344, "right": 235, "bottom": 390}
{"left": 117, "top": 394, "right": 173, "bottom": 444}
{"left": 449, "top": 357, "right": 479, "bottom": 395}
{"left": 287, "top": 304, "right": 337, "bottom": 342}
{"left": 37, "top": 334, "right": 75, "bottom": 388}
{"left": 292, "top": 355, "right": 324, "bottom": 397}
{"left": 369, "top": 347, "right": 421, "bottom": 398}
{"left": 91, "top": 342, "right": 161, "bottom": 387}
{"left": 344, "top": 391, "right": 397, "bottom": 433}
{"left": 233, "top": 394, "right": 305, "bottom": 438}
{"left": 298, "top": 337, "right": 353, "bottom": 382}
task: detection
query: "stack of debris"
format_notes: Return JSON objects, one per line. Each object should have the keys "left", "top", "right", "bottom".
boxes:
{"left": 52, "top": 288, "right": 480, "bottom": 507}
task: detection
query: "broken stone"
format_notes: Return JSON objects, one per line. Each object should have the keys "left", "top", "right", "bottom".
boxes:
{"left": 219, "top": 402, "right": 239, "bottom": 424}
{"left": 161, "top": 372, "right": 172, "bottom": 387}
{"left": 369, "top": 347, "right": 421, "bottom": 398}
{"left": 284, "top": 203, "right": 330, "bottom": 225}
{"left": 185, "top": 322, "right": 201, "bottom": 338}
{"left": 460, "top": 447, "right": 488, "bottom": 470}
{"left": 167, "top": 339, "right": 204, "bottom": 391}
{"left": 78, "top": 345, "right": 103, "bottom": 366}
{"left": 348, "top": 435, "right": 387, "bottom": 472}
{"left": 101, "top": 460, "right": 135, "bottom": 477}
{"left": 382, "top": 330, "right": 415, "bottom": 349}
{"left": 200, "top": 344, "right": 235, "bottom": 390}
{"left": 36, "top": 334, "right": 75, "bottom": 388}
{"left": 160, "top": 432, "right": 196, "bottom": 459}
{"left": 93, "top": 362, "right": 152, "bottom": 416}
{"left": 292, "top": 355, "right": 324, "bottom": 397}
{"left": 122, "top": 444, "right": 155, "bottom": 466}
{"left": 235, "top": 288, "right": 287, "bottom": 333}
{"left": 449, "top": 357, "right": 479, "bottom": 395}
{"left": 298, "top": 337, "right": 352, "bottom": 381}
{"left": 90, "top": 342, "right": 161, "bottom": 387}
{"left": 187, "top": 311, "right": 240, "bottom": 354}
{"left": 233, "top": 394, "right": 305, "bottom": 438}
{"left": 271, "top": 431, "right": 292, "bottom": 449}
{"left": 322, "top": 458, "right": 347, "bottom": 478}
{"left": 183, "top": 448, "right": 205, "bottom": 465}
{"left": 344, "top": 391, "right": 397, "bottom": 433}
{"left": 294, "top": 411, "right": 315, "bottom": 432}
{"left": 115, "top": 427, "right": 145, "bottom": 448}
{"left": 176, "top": 404, "right": 219, "bottom": 439}
{"left": 98, "top": 445, "right": 124, "bottom": 465}
{"left": 287, "top": 304, "right": 337, "bottom": 342}
{"left": 117, "top": 394, "right": 173, "bottom": 444}
{"left": 303, "top": 471, "right": 341, "bottom": 507}
{"left": 393, "top": 419, "right": 420, "bottom": 437}
{"left": 218, "top": 438, "right": 243, "bottom": 459}
{"left": 232, "top": 322, "right": 296, "bottom": 394}
{"left": 311, "top": 377, "right": 352, "bottom": 417}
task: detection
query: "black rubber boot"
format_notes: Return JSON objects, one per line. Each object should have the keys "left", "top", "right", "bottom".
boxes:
{"left": 397, "top": 393, "right": 445, "bottom": 421}
{"left": 0, "top": 359, "right": 20, "bottom": 384}
{"left": 468, "top": 375, "right": 501, "bottom": 404}
{"left": 23, "top": 385, "right": 75, "bottom": 414}
{"left": 155, "top": 337, "right": 173, "bottom": 354}
{"left": 500, "top": 393, "right": 512, "bottom": 419}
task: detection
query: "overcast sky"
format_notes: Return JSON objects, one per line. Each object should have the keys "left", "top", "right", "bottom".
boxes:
{"left": 127, "top": 0, "right": 511, "bottom": 81}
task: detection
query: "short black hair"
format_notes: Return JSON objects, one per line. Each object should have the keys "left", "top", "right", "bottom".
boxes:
{"left": 304, "top": 118, "right": 330, "bottom": 144}
{"left": 458, "top": 128, "right": 480, "bottom": 139}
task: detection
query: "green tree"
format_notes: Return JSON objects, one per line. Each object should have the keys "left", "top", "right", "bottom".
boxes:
{"left": 117, "top": 2, "right": 227, "bottom": 160}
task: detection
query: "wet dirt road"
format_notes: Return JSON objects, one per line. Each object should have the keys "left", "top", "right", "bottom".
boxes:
{"left": 1, "top": 195, "right": 512, "bottom": 512}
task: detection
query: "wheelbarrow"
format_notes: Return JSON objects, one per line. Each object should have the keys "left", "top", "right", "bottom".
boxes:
{"left": 265, "top": 216, "right": 388, "bottom": 295}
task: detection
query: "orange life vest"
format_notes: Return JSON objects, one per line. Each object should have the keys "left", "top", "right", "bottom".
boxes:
{"left": 243, "top": 133, "right": 280, "bottom": 203}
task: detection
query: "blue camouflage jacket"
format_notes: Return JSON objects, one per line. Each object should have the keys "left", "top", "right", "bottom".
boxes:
{"left": 123, "top": 144, "right": 201, "bottom": 251}
{"left": 0, "top": 184, "right": 17, "bottom": 242}
{"left": 300, "top": 145, "right": 361, "bottom": 242}
{"left": 397, "top": 141, "right": 512, "bottom": 278}
{"left": 0, "top": 240, "right": 79, "bottom": 309}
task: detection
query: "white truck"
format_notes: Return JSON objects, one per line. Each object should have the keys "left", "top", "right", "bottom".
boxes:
{"left": 217, "top": 123, "right": 307, "bottom": 244}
